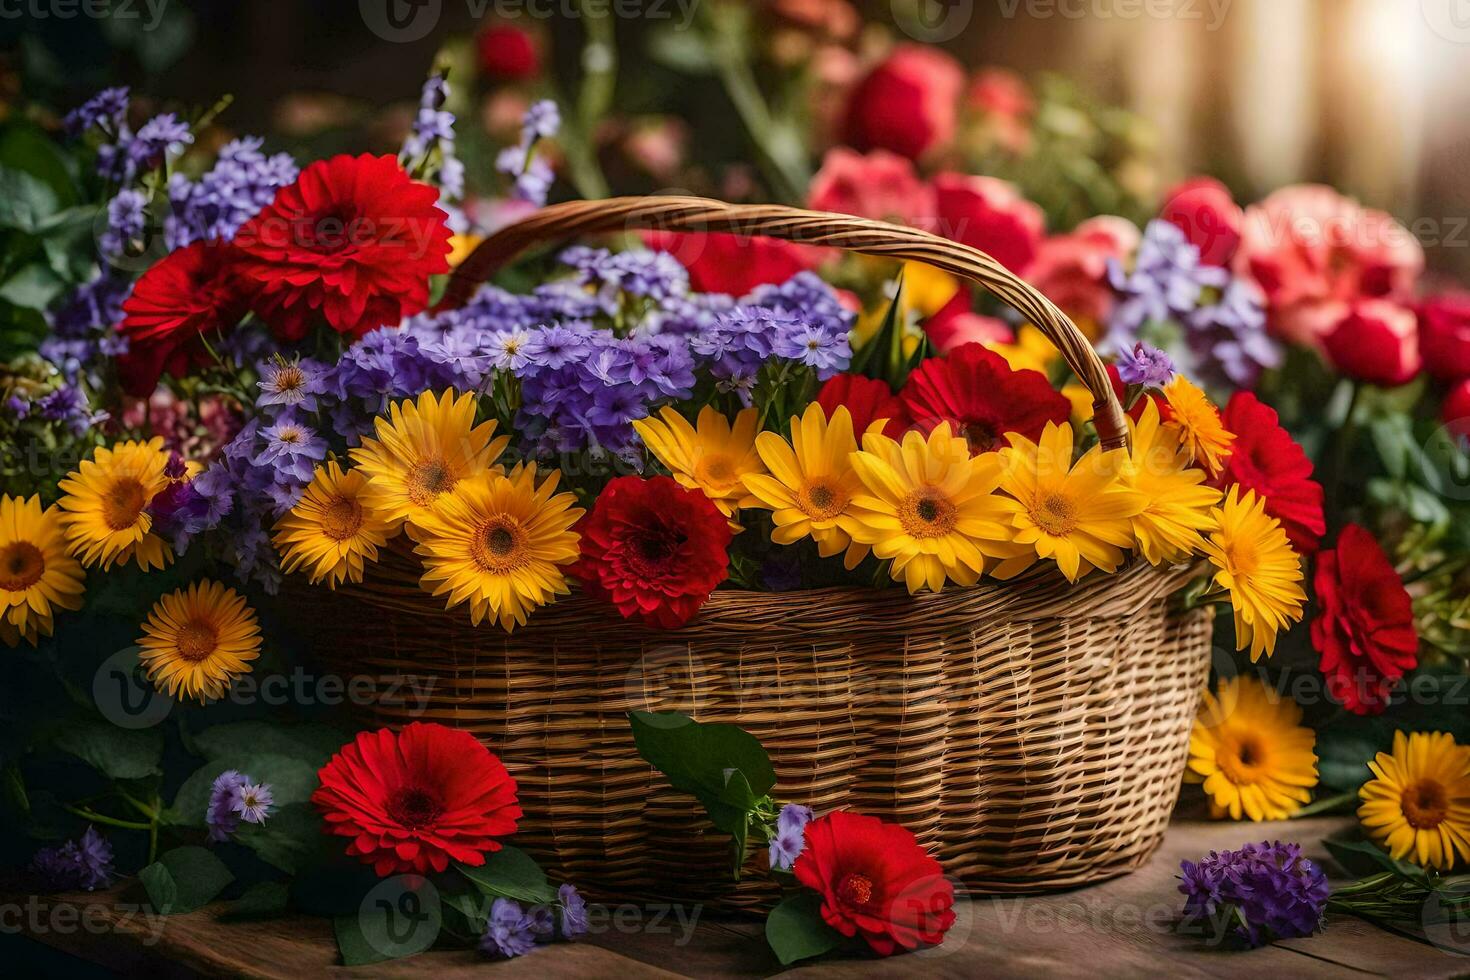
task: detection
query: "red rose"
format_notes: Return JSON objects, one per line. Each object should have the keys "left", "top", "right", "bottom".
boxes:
{"left": 1025, "top": 215, "right": 1140, "bottom": 327}
{"left": 816, "top": 373, "right": 908, "bottom": 438}
{"left": 641, "top": 230, "right": 819, "bottom": 296}
{"left": 1322, "top": 299, "right": 1421, "bottom": 387}
{"left": 116, "top": 241, "right": 249, "bottom": 397}
{"left": 1216, "top": 392, "right": 1325, "bottom": 556}
{"left": 1446, "top": 379, "right": 1470, "bottom": 440}
{"left": 900, "top": 342, "right": 1071, "bottom": 454}
{"left": 573, "top": 476, "right": 732, "bottom": 629}
{"left": 476, "top": 23, "right": 540, "bottom": 81}
{"left": 233, "top": 154, "right": 452, "bottom": 341}
{"left": 806, "top": 147, "right": 933, "bottom": 224}
{"left": 1160, "top": 177, "right": 1242, "bottom": 267}
{"left": 793, "top": 810, "right": 955, "bottom": 956}
{"left": 1311, "top": 524, "right": 1418, "bottom": 715}
{"left": 312, "top": 722, "right": 522, "bottom": 876}
{"left": 841, "top": 44, "right": 964, "bottom": 160}
{"left": 1418, "top": 292, "right": 1470, "bottom": 383}
{"left": 930, "top": 173, "right": 1044, "bottom": 274}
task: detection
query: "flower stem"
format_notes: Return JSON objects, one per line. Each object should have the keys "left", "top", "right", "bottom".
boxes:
{"left": 62, "top": 804, "right": 151, "bottom": 832}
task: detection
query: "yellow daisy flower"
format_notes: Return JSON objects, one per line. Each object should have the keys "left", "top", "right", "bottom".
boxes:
{"left": 57, "top": 437, "right": 174, "bottom": 571}
{"left": 994, "top": 421, "right": 1146, "bottom": 583}
{"left": 1359, "top": 731, "right": 1470, "bottom": 870}
{"left": 1160, "top": 376, "right": 1234, "bottom": 476}
{"left": 846, "top": 423, "right": 1021, "bottom": 594}
{"left": 633, "top": 406, "right": 765, "bottom": 521}
{"left": 742, "top": 403, "right": 869, "bottom": 569}
{"left": 1125, "top": 400, "right": 1222, "bottom": 565}
{"left": 1203, "top": 486, "right": 1307, "bottom": 660}
{"left": 986, "top": 324, "right": 1059, "bottom": 376}
{"left": 350, "top": 389, "right": 509, "bottom": 531}
{"left": 0, "top": 494, "right": 85, "bottom": 647}
{"left": 137, "top": 580, "right": 262, "bottom": 703}
{"left": 1187, "top": 675, "right": 1318, "bottom": 821}
{"left": 273, "top": 461, "right": 396, "bottom": 589}
{"left": 412, "top": 464, "right": 583, "bottom": 632}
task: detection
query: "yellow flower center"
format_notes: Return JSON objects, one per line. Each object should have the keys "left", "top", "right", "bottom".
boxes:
{"left": 0, "top": 541, "right": 45, "bottom": 591}
{"left": 273, "top": 366, "right": 305, "bottom": 392}
{"left": 1221, "top": 538, "right": 1259, "bottom": 577}
{"left": 898, "top": 489, "right": 957, "bottom": 539}
{"left": 1031, "top": 492, "right": 1078, "bottom": 536}
{"left": 1217, "top": 732, "right": 1267, "bottom": 785}
{"left": 407, "top": 456, "right": 457, "bottom": 506}
{"left": 694, "top": 454, "right": 736, "bottom": 493}
{"left": 175, "top": 620, "right": 219, "bottom": 663}
{"left": 797, "top": 479, "right": 846, "bottom": 521}
{"left": 471, "top": 518, "right": 529, "bottom": 574}
{"left": 837, "top": 872, "right": 875, "bottom": 907}
{"left": 103, "top": 476, "right": 147, "bottom": 531}
{"left": 321, "top": 496, "right": 364, "bottom": 541}
{"left": 1402, "top": 779, "right": 1450, "bottom": 829}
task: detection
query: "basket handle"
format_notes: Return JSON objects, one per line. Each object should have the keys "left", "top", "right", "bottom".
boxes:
{"left": 441, "top": 196, "right": 1129, "bottom": 451}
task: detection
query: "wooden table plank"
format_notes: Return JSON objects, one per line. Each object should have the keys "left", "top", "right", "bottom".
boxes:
{"left": 6, "top": 816, "right": 1470, "bottom": 978}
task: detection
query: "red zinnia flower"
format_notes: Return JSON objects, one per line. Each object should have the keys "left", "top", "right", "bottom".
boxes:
{"left": 311, "top": 722, "right": 522, "bottom": 877}
{"left": 793, "top": 811, "right": 955, "bottom": 956}
{"left": 1311, "top": 524, "right": 1418, "bottom": 715}
{"left": 899, "top": 342, "right": 1071, "bottom": 454}
{"left": 572, "top": 476, "right": 732, "bottom": 629}
{"left": 1215, "top": 392, "right": 1326, "bottom": 555}
{"left": 233, "top": 153, "right": 452, "bottom": 341}
{"left": 116, "top": 241, "right": 248, "bottom": 397}
{"left": 815, "top": 373, "right": 908, "bottom": 439}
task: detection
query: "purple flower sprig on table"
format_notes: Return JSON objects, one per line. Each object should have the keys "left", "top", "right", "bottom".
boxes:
{"left": 1178, "top": 841, "right": 1329, "bottom": 948}
{"left": 30, "top": 827, "right": 114, "bottom": 892}
{"left": 480, "top": 897, "right": 545, "bottom": 958}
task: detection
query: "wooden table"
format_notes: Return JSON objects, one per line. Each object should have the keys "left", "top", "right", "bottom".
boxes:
{"left": 5, "top": 815, "right": 1468, "bottom": 979}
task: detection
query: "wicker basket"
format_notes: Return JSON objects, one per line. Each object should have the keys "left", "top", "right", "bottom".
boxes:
{"left": 295, "top": 197, "right": 1216, "bottom": 909}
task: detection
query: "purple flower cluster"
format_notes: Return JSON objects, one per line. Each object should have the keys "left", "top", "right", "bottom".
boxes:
{"left": 8, "top": 381, "right": 108, "bottom": 436}
{"left": 560, "top": 246, "right": 689, "bottom": 303}
{"left": 401, "top": 74, "right": 465, "bottom": 231}
{"left": 64, "top": 87, "right": 128, "bottom": 137}
{"left": 768, "top": 803, "right": 814, "bottom": 871}
{"left": 206, "top": 769, "right": 275, "bottom": 842}
{"left": 1185, "top": 279, "right": 1281, "bottom": 390}
{"left": 100, "top": 188, "right": 149, "bottom": 260}
{"left": 41, "top": 273, "right": 131, "bottom": 380}
{"left": 1115, "top": 341, "right": 1176, "bottom": 388}
{"left": 1107, "top": 220, "right": 1229, "bottom": 342}
{"left": 496, "top": 100, "right": 559, "bottom": 207}
{"left": 30, "top": 827, "right": 114, "bottom": 892}
{"left": 1178, "top": 841, "right": 1329, "bottom": 948}
{"left": 166, "top": 137, "right": 298, "bottom": 248}
{"left": 478, "top": 884, "right": 588, "bottom": 959}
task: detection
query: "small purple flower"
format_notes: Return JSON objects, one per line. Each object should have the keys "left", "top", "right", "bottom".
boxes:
{"left": 480, "top": 898, "right": 541, "bottom": 959}
{"left": 30, "top": 827, "right": 114, "bottom": 892}
{"left": 522, "top": 324, "right": 589, "bottom": 371}
{"left": 166, "top": 136, "right": 298, "bottom": 248}
{"left": 256, "top": 356, "right": 327, "bottom": 412}
{"left": 557, "top": 883, "right": 588, "bottom": 937}
{"left": 773, "top": 320, "right": 852, "bottom": 380}
{"left": 1115, "top": 342, "right": 1176, "bottom": 388}
{"left": 1178, "top": 841, "right": 1328, "bottom": 948}
{"left": 233, "top": 781, "right": 274, "bottom": 825}
{"left": 64, "top": 87, "right": 129, "bottom": 137}
{"left": 100, "top": 188, "right": 149, "bottom": 259}
{"left": 522, "top": 100, "right": 561, "bottom": 140}
{"left": 255, "top": 417, "right": 327, "bottom": 482}
{"left": 1185, "top": 280, "right": 1281, "bottom": 390}
{"left": 128, "top": 113, "right": 193, "bottom": 172}
{"left": 207, "top": 770, "right": 248, "bottom": 842}
{"left": 768, "top": 803, "right": 814, "bottom": 870}
{"left": 485, "top": 328, "right": 533, "bottom": 372}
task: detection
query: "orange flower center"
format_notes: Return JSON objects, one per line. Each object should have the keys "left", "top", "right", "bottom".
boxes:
{"left": 0, "top": 542, "right": 44, "bottom": 591}
{"left": 797, "top": 479, "right": 846, "bottom": 521}
{"left": 175, "top": 621, "right": 219, "bottom": 662}
{"left": 694, "top": 454, "right": 736, "bottom": 493}
{"left": 1031, "top": 492, "right": 1077, "bottom": 537}
{"left": 387, "top": 787, "right": 444, "bottom": 830}
{"left": 837, "top": 872, "right": 875, "bottom": 908}
{"left": 407, "top": 456, "right": 456, "bottom": 506}
{"left": 471, "top": 518, "right": 529, "bottom": 574}
{"left": 103, "top": 476, "right": 147, "bottom": 531}
{"left": 1217, "top": 732, "right": 1267, "bottom": 786}
{"left": 898, "top": 489, "right": 957, "bottom": 539}
{"left": 1402, "top": 779, "right": 1450, "bottom": 830}
{"left": 321, "top": 496, "right": 364, "bottom": 541}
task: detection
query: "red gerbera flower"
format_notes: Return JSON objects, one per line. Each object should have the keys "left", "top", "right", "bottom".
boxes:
{"left": 116, "top": 240, "right": 248, "bottom": 397}
{"left": 572, "top": 475, "right": 732, "bottom": 629}
{"left": 899, "top": 342, "right": 1071, "bottom": 453}
{"left": 233, "top": 153, "right": 452, "bottom": 341}
{"left": 1215, "top": 392, "right": 1326, "bottom": 555}
{"left": 793, "top": 811, "right": 956, "bottom": 956}
{"left": 815, "top": 373, "right": 909, "bottom": 439}
{"left": 311, "top": 722, "right": 522, "bottom": 877}
{"left": 1311, "top": 524, "right": 1418, "bottom": 716}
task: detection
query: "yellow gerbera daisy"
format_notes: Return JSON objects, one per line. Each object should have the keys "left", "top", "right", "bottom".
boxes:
{"left": 986, "top": 324, "right": 1059, "bottom": 376}
{"left": 0, "top": 494, "right": 85, "bottom": 647}
{"left": 137, "top": 580, "right": 262, "bottom": 703}
{"left": 1359, "top": 731, "right": 1470, "bottom": 870}
{"left": 57, "top": 438, "right": 174, "bottom": 571}
{"left": 994, "top": 421, "right": 1146, "bottom": 583}
{"left": 350, "top": 389, "right": 509, "bottom": 531}
{"left": 633, "top": 405, "right": 765, "bottom": 521}
{"left": 1203, "top": 486, "right": 1307, "bottom": 660}
{"left": 1160, "top": 376, "right": 1234, "bottom": 476}
{"left": 742, "top": 403, "right": 869, "bottom": 569}
{"left": 412, "top": 464, "right": 583, "bottom": 631}
{"left": 272, "top": 461, "right": 396, "bottom": 589}
{"left": 1187, "top": 675, "right": 1318, "bottom": 821}
{"left": 1125, "top": 400, "right": 1222, "bottom": 565}
{"left": 846, "top": 423, "right": 1021, "bottom": 593}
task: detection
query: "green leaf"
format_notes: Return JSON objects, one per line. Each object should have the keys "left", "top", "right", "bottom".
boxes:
{"left": 647, "top": 26, "right": 717, "bottom": 74}
{"left": 628, "top": 710, "right": 776, "bottom": 826}
{"left": 0, "top": 264, "right": 64, "bottom": 311}
{"left": 220, "top": 881, "right": 291, "bottom": 921}
{"left": 166, "top": 754, "right": 319, "bottom": 827}
{"left": 765, "top": 892, "right": 845, "bottom": 965}
{"left": 850, "top": 273, "right": 904, "bottom": 381}
{"left": 334, "top": 880, "right": 442, "bottom": 966}
{"left": 53, "top": 720, "right": 163, "bottom": 780}
{"left": 0, "top": 124, "right": 78, "bottom": 208}
{"left": 191, "top": 721, "right": 345, "bottom": 770}
{"left": 0, "top": 164, "right": 59, "bottom": 233}
{"left": 141, "top": 846, "right": 235, "bottom": 915}
{"left": 235, "top": 803, "right": 323, "bottom": 873}
{"left": 1324, "top": 836, "right": 1429, "bottom": 885}
{"left": 456, "top": 844, "right": 558, "bottom": 905}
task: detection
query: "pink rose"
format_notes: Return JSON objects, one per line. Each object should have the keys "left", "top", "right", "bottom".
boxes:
{"left": 930, "top": 173, "right": 1045, "bottom": 274}
{"left": 1322, "top": 300, "right": 1421, "bottom": 387}
{"left": 1024, "top": 215, "right": 1141, "bottom": 327}
{"left": 807, "top": 148, "right": 934, "bottom": 224}
{"left": 967, "top": 68, "right": 1032, "bottom": 153}
{"left": 842, "top": 44, "right": 965, "bottom": 160}
{"left": 1160, "top": 177, "right": 1242, "bottom": 267}
{"left": 1417, "top": 292, "right": 1470, "bottom": 384}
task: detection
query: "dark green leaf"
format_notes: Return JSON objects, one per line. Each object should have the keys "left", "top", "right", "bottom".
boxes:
{"left": 0, "top": 164, "right": 59, "bottom": 232}
{"left": 141, "top": 846, "right": 235, "bottom": 915}
{"left": 53, "top": 720, "right": 163, "bottom": 780}
{"left": 850, "top": 274, "right": 904, "bottom": 380}
{"left": 456, "top": 844, "right": 557, "bottom": 905}
{"left": 191, "top": 721, "right": 345, "bottom": 770}
{"left": 1324, "top": 836, "right": 1428, "bottom": 885}
{"left": 334, "top": 880, "right": 442, "bottom": 965}
{"left": 765, "top": 891, "right": 844, "bottom": 965}
{"left": 628, "top": 710, "right": 776, "bottom": 805}
{"left": 220, "top": 881, "right": 291, "bottom": 921}
{"left": 235, "top": 803, "right": 322, "bottom": 874}
{"left": 0, "top": 264, "right": 64, "bottom": 311}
